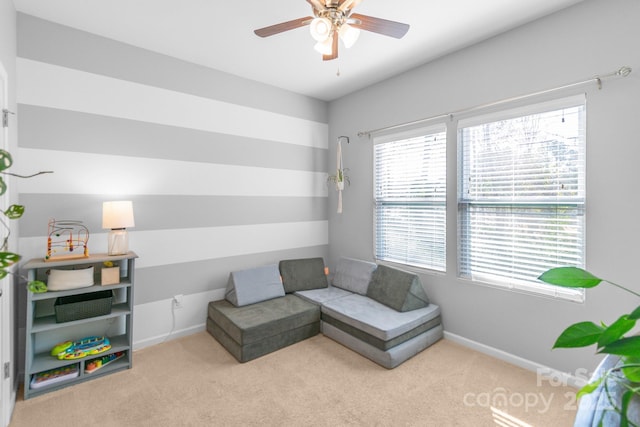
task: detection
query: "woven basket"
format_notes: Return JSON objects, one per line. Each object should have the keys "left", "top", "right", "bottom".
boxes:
{"left": 54, "top": 290, "right": 113, "bottom": 323}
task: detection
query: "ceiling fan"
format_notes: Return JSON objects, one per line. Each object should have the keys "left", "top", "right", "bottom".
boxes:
{"left": 254, "top": 0, "right": 410, "bottom": 61}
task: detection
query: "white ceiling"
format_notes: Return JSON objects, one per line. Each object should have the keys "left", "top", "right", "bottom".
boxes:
{"left": 12, "top": 0, "right": 584, "bottom": 101}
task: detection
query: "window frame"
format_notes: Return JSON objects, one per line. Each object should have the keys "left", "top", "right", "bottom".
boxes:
{"left": 373, "top": 124, "right": 448, "bottom": 272}
{"left": 456, "top": 95, "right": 587, "bottom": 302}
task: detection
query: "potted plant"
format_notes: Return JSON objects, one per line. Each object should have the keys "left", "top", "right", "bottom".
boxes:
{"left": 327, "top": 167, "right": 350, "bottom": 191}
{"left": 327, "top": 136, "right": 350, "bottom": 214}
{"left": 539, "top": 267, "right": 640, "bottom": 426}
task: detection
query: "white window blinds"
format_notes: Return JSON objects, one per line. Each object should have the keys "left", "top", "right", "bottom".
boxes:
{"left": 374, "top": 128, "right": 447, "bottom": 271}
{"left": 458, "top": 96, "right": 586, "bottom": 301}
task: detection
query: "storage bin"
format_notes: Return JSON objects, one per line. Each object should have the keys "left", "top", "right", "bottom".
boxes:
{"left": 101, "top": 266, "right": 120, "bottom": 286}
{"left": 48, "top": 266, "right": 94, "bottom": 291}
{"left": 54, "top": 290, "right": 113, "bottom": 323}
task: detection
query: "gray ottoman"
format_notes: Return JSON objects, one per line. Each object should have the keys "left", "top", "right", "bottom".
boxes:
{"left": 207, "top": 295, "right": 320, "bottom": 362}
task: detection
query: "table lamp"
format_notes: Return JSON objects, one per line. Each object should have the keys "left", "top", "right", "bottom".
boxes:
{"left": 102, "top": 201, "right": 135, "bottom": 255}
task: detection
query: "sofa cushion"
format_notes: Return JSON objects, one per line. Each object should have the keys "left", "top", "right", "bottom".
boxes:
{"left": 332, "top": 257, "right": 377, "bottom": 295}
{"left": 321, "top": 293, "right": 440, "bottom": 342}
{"left": 366, "top": 264, "right": 429, "bottom": 312}
{"left": 279, "top": 257, "right": 328, "bottom": 293}
{"left": 322, "top": 313, "right": 440, "bottom": 351}
{"left": 207, "top": 318, "right": 319, "bottom": 363}
{"left": 322, "top": 322, "right": 443, "bottom": 369}
{"left": 208, "top": 294, "right": 320, "bottom": 346}
{"left": 295, "top": 286, "right": 353, "bottom": 306}
{"left": 225, "top": 264, "right": 285, "bottom": 307}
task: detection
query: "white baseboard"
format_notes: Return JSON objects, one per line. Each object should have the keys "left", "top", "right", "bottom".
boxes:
{"left": 443, "top": 331, "right": 587, "bottom": 389}
{"left": 133, "top": 323, "right": 206, "bottom": 351}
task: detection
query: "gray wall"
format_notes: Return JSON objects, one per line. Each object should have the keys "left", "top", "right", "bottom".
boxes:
{"left": 15, "top": 14, "right": 330, "bottom": 348}
{"left": 327, "top": 0, "right": 640, "bottom": 375}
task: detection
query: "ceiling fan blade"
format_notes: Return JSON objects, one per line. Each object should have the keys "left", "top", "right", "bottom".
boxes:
{"left": 254, "top": 16, "right": 313, "bottom": 37}
{"left": 349, "top": 13, "right": 409, "bottom": 39}
{"left": 323, "top": 32, "right": 339, "bottom": 61}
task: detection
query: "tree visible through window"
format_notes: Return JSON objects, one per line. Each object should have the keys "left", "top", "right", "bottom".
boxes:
{"left": 458, "top": 97, "right": 586, "bottom": 301}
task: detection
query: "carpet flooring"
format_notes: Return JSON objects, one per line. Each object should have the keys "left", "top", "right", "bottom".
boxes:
{"left": 9, "top": 332, "right": 577, "bottom": 426}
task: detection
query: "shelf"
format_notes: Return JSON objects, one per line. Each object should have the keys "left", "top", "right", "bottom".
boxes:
{"left": 23, "top": 251, "right": 138, "bottom": 270}
{"left": 30, "top": 334, "right": 129, "bottom": 375}
{"left": 24, "top": 253, "right": 136, "bottom": 399}
{"left": 31, "top": 282, "right": 131, "bottom": 301}
{"left": 31, "top": 304, "right": 131, "bottom": 333}
{"left": 27, "top": 351, "right": 130, "bottom": 397}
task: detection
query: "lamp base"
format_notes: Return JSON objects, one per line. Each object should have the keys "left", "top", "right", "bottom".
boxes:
{"left": 107, "top": 229, "right": 129, "bottom": 256}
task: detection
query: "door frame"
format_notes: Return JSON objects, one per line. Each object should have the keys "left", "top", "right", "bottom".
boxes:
{"left": 0, "top": 60, "right": 14, "bottom": 427}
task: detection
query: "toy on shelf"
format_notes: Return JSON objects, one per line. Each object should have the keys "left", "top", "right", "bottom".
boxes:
{"left": 85, "top": 351, "right": 126, "bottom": 374}
{"left": 30, "top": 365, "right": 79, "bottom": 389}
{"left": 51, "top": 336, "right": 111, "bottom": 360}
{"left": 45, "top": 218, "right": 90, "bottom": 261}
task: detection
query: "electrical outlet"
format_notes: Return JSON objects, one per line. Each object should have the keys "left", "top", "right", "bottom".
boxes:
{"left": 173, "top": 294, "right": 184, "bottom": 309}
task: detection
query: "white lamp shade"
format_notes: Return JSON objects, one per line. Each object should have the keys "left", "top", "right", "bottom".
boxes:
{"left": 102, "top": 201, "right": 135, "bottom": 229}
{"left": 314, "top": 36, "right": 334, "bottom": 55}
{"left": 339, "top": 23, "right": 360, "bottom": 48}
{"left": 309, "top": 17, "right": 332, "bottom": 42}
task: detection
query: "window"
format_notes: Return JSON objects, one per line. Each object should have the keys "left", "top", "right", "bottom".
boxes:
{"left": 458, "top": 96, "right": 586, "bottom": 301}
{"left": 374, "top": 127, "right": 447, "bottom": 271}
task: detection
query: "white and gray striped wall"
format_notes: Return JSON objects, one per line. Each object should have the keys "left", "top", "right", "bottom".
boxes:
{"left": 15, "top": 14, "right": 330, "bottom": 349}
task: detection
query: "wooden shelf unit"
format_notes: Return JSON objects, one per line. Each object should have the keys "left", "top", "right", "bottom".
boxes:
{"left": 23, "top": 252, "right": 137, "bottom": 399}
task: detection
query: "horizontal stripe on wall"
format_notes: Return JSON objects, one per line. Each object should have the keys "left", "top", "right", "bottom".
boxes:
{"left": 133, "top": 245, "right": 330, "bottom": 305}
{"left": 15, "top": 14, "right": 332, "bottom": 349}
{"left": 18, "top": 105, "right": 328, "bottom": 173}
{"left": 18, "top": 194, "right": 328, "bottom": 237}
{"left": 17, "top": 13, "right": 328, "bottom": 123}
{"left": 17, "top": 58, "right": 328, "bottom": 149}
{"left": 15, "top": 148, "right": 329, "bottom": 198}
{"left": 18, "top": 220, "right": 329, "bottom": 269}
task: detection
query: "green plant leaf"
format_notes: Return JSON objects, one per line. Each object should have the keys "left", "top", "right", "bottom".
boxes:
{"left": 621, "top": 357, "right": 640, "bottom": 382}
{"left": 598, "top": 315, "right": 636, "bottom": 348}
{"left": 601, "top": 336, "right": 640, "bottom": 357}
{"left": 538, "top": 267, "right": 602, "bottom": 288}
{"left": 0, "top": 150, "right": 13, "bottom": 172}
{"left": 0, "top": 269, "right": 7, "bottom": 280}
{"left": 27, "top": 280, "right": 47, "bottom": 293}
{"left": 4, "top": 204, "right": 24, "bottom": 220}
{"left": 629, "top": 306, "right": 640, "bottom": 320}
{"left": 576, "top": 376, "right": 603, "bottom": 400}
{"left": 0, "top": 252, "right": 20, "bottom": 268}
{"left": 553, "top": 321, "right": 604, "bottom": 349}
{"left": 0, "top": 177, "right": 6, "bottom": 197}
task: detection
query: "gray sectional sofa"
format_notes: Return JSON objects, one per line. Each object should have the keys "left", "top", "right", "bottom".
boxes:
{"left": 206, "top": 257, "right": 443, "bottom": 368}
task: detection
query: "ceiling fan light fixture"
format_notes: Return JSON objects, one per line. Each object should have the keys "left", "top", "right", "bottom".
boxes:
{"left": 254, "top": 1, "right": 410, "bottom": 61}
{"left": 314, "top": 35, "right": 334, "bottom": 55}
{"left": 309, "top": 17, "right": 332, "bottom": 41}
{"left": 338, "top": 23, "right": 360, "bottom": 48}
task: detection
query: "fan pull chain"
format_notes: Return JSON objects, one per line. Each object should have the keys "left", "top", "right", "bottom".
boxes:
{"left": 336, "top": 66, "right": 340, "bottom": 77}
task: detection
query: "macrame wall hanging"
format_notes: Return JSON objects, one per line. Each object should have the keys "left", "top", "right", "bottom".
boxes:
{"left": 327, "top": 136, "right": 350, "bottom": 214}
